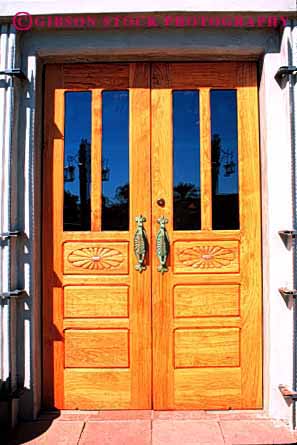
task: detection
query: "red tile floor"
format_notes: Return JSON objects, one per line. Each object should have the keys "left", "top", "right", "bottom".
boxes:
{"left": 4, "top": 410, "right": 297, "bottom": 445}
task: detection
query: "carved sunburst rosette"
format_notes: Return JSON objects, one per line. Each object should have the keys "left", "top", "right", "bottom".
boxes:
{"left": 67, "top": 246, "right": 124, "bottom": 271}
{"left": 177, "top": 245, "right": 235, "bottom": 269}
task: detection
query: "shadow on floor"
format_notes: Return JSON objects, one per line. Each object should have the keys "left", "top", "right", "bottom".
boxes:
{"left": 3, "top": 412, "right": 61, "bottom": 445}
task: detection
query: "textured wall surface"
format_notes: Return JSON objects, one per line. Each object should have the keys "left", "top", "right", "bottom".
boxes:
{"left": 0, "top": 12, "right": 296, "bottom": 426}
{"left": 0, "top": 0, "right": 296, "bottom": 15}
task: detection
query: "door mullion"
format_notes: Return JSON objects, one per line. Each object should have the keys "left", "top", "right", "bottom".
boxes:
{"left": 200, "top": 88, "right": 212, "bottom": 230}
{"left": 91, "top": 89, "right": 102, "bottom": 231}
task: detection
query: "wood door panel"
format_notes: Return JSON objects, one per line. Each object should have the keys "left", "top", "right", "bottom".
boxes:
{"left": 174, "top": 328, "right": 240, "bottom": 368}
{"left": 64, "top": 285, "right": 129, "bottom": 318}
{"left": 174, "top": 240, "right": 239, "bottom": 273}
{"left": 64, "top": 329, "right": 129, "bottom": 368}
{"left": 63, "top": 63, "right": 130, "bottom": 90}
{"left": 174, "top": 368, "right": 242, "bottom": 409}
{"left": 174, "top": 284, "right": 240, "bottom": 317}
{"left": 152, "top": 62, "right": 243, "bottom": 89}
{"left": 64, "top": 369, "right": 131, "bottom": 409}
{"left": 63, "top": 242, "right": 129, "bottom": 274}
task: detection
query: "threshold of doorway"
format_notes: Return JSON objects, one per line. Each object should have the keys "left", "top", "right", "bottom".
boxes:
{"left": 38, "top": 409, "right": 271, "bottom": 422}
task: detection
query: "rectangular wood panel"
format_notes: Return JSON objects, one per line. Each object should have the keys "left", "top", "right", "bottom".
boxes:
{"left": 174, "top": 368, "right": 242, "bottom": 409}
{"left": 64, "top": 286, "right": 129, "bottom": 318}
{"left": 174, "top": 284, "right": 240, "bottom": 317}
{"left": 152, "top": 63, "right": 243, "bottom": 89}
{"left": 64, "top": 369, "right": 131, "bottom": 409}
{"left": 174, "top": 328, "right": 240, "bottom": 368}
{"left": 63, "top": 64, "right": 130, "bottom": 89}
{"left": 174, "top": 240, "right": 239, "bottom": 274}
{"left": 65, "top": 329, "right": 129, "bottom": 368}
{"left": 63, "top": 242, "right": 129, "bottom": 275}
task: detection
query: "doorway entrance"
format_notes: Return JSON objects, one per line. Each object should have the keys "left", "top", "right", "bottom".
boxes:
{"left": 43, "top": 62, "right": 262, "bottom": 410}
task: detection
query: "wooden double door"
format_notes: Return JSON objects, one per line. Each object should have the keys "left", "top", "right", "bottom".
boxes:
{"left": 43, "top": 62, "right": 262, "bottom": 410}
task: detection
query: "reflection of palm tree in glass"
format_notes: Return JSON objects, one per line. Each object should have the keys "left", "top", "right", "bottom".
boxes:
{"left": 174, "top": 182, "right": 200, "bottom": 201}
{"left": 103, "top": 184, "right": 129, "bottom": 208}
{"left": 64, "top": 191, "right": 80, "bottom": 229}
{"left": 174, "top": 182, "right": 200, "bottom": 230}
{"left": 211, "top": 133, "right": 239, "bottom": 229}
{"left": 63, "top": 138, "right": 91, "bottom": 230}
{"left": 115, "top": 183, "right": 129, "bottom": 204}
{"left": 102, "top": 183, "right": 129, "bottom": 230}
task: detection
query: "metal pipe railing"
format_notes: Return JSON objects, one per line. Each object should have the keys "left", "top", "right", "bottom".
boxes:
{"left": 0, "top": 23, "right": 16, "bottom": 422}
{"left": 290, "top": 20, "right": 297, "bottom": 429}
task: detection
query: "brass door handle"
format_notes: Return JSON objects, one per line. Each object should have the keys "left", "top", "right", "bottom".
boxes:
{"left": 134, "top": 215, "right": 147, "bottom": 273}
{"left": 156, "top": 216, "right": 170, "bottom": 273}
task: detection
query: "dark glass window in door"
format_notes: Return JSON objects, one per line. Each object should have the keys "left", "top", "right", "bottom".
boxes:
{"left": 173, "top": 90, "right": 201, "bottom": 230}
{"left": 102, "top": 91, "right": 129, "bottom": 231}
{"left": 210, "top": 90, "right": 239, "bottom": 230}
{"left": 64, "top": 92, "right": 91, "bottom": 231}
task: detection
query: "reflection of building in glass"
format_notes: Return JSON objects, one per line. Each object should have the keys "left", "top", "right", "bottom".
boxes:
{"left": 211, "top": 133, "right": 237, "bottom": 195}
{"left": 63, "top": 138, "right": 91, "bottom": 230}
{"left": 78, "top": 139, "right": 91, "bottom": 229}
{"left": 78, "top": 138, "right": 91, "bottom": 203}
{"left": 102, "top": 159, "right": 110, "bottom": 182}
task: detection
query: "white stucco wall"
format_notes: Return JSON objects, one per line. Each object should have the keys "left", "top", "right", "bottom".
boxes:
{"left": 259, "top": 27, "right": 294, "bottom": 421}
{"left": 0, "top": 5, "right": 296, "bottom": 427}
{"left": 0, "top": 0, "right": 296, "bottom": 15}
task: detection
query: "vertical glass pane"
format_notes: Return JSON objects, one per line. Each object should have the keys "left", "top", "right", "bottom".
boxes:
{"left": 173, "top": 91, "right": 201, "bottom": 230}
{"left": 102, "top": 91, "right": 129, "bottom": 231}
{"left": 211, "top": 90, "right": 239, "bottom": 230}
{"left": 64, "top": 92, "right": 91, "bottom": 231}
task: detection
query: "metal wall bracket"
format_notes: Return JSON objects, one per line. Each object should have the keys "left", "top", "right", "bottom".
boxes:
{"left": 1, "top": 289, "right": 26, "bottom": 301}
{"left": 279, "top": 384, "right": 297, "bottom": 402}
{"left": 279, "top": 287, "right": 297, "bottom": 298}
{"left": 0, "top": 230, "right": 22, "bottom": 241}
{"left": 278, "top": 230, "right": 297, "bottom": 250}
{"left": 0, "top": 68, "right": 28, "bottom": 81}
{"left": 275, "top": 66, "right": 297, "bottom": 84}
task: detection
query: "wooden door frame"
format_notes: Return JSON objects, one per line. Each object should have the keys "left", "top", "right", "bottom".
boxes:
{"left": 42, "top": 61, "right": 262, "bottom": 410}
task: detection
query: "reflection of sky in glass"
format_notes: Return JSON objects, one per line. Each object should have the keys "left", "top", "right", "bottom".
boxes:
{"left": 173, "top": 91, "right": 200, "bottom": 189}
{"left": 210, "top": 90, "right": 238, "bottom": 195}
{"left": 102, "top": 91, "right": 129, "bottom": 200}
{"left": 64, "top": 92, "right": 91, "bottom": 200}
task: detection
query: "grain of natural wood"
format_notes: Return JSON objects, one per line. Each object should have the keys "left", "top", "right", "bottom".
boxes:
{"left": 63, "top": 241, "right": 129, "bottom": 275}
{"left": 64, "top": 329, "right": 129, "bottom": 368}
{"left": 64, "top": 369, "right": 131, "bottom": 409}
{"left": 64, "top": 285, "right": 129, "bottom": 318}
{"left": 91, "top": 89, "right": 102, "bottom": 231}
{"left": 174, "top": 328, "right": 240, "bottom": 368}
{"left": 174, "top": 284, "right": 240, "bottom": 317}
{"left": 174, "top": 240, "right": 239, "bottom": 274}
{"left": 174, "top": 368, "right": 242, "bottom": 409}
